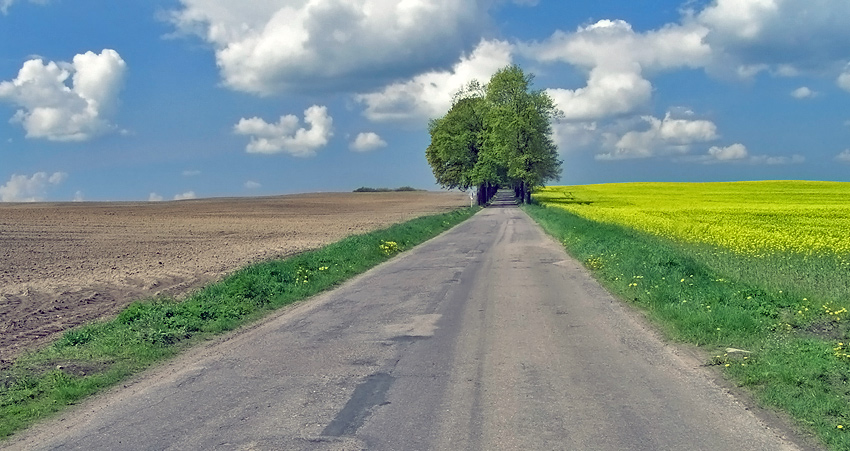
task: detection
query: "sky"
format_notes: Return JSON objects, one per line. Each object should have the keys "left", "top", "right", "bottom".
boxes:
{"left": 1, "top": 0, "right": 849, "bottom": 202}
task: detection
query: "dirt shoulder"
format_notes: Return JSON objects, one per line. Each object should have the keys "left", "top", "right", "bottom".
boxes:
{"left": 0, "top": 191, "right": 468, "bottom": 367}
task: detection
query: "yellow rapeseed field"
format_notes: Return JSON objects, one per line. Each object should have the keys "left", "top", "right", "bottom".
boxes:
{"left": 535, "top": 181, "right": 850, "bottom": 257}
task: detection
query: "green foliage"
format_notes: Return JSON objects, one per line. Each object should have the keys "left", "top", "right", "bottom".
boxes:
{"left": 425, "top": 66, "right": 562, "bottom": 202}
{"left": 426, "top": 85, "right": 486, "bottom": 190}
{"left": 525, "top": 203, "right": 850, "bottom": 450}
{"left": 480, "top": 65, "right": 561, "bottom": 194}
{"left": 0, "top": 206, "right": 478, "bottom": 440}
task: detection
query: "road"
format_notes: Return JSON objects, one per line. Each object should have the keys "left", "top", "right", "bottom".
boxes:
{"left": 6, "top": 205, "right": 812, "bottom": 450}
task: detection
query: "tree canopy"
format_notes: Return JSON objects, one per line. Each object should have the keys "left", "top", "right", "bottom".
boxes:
{"left": 425, "top": 65, "right": 561, "bottom": 204}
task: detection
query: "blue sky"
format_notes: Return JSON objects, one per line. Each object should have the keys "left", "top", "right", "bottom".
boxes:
{"left": 1, "top": 0, "right": 849, "bottom": 201}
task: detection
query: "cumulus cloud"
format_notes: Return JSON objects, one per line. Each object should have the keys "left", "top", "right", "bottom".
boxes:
{"left": 234, "top": 105, "right": 333, "bottom": 157}
{"left": 244, "top": 180, "right": 261, "bottom": 189}
{"left": 524, "top": 1, "right": 850, "bottom": 128}
{"left": 73, "top": 190, "right": 84, "bottom": 202}
{"left": 835, "top": 149, "right": 850, "bottom": 162}
{"left": 0, "top": 50, "right": 126, "bottom": 141}
{"left": 839, "top": 67, "right": 850, "bottom": 92}
{"left": 547, "top": 69, "right": 651, "bottom": 121}
{"left": 526, "top": 19, "right": 709, "bottom": 121}
{"left": 708, "top": 143, "right": 749, "bottom": 161}
{"left": 790, "top": 86, "right": 816, "bottom": 99}
{"left": 168, "top": 0, "right": 489, "bottom": 95}
{"left": 350, "top": 132, "right": 387, "bottom": 152}
{"left": 174, "top": 191, "right": 196, "bottom": 200}
{"left": 696, "top": 0, "right": 850, "bottom": 75}
{"left": 699, "top": 144, "right": 804, "bottom": 165}
{"left": 148, "top": 192, "right": 164, "bottom": 202}
{"left": 598, "top": 113, "right": 719, "bottom": 160}
{"left": 550, "top": 121, "right": 601, "bottom": 154}
{"left": 528, "top": 19, "right": 710, "bottom": 73}
{"left": 0, "top": 171, "right": 67, "bottom": 202}
{"left": 356, "top": 39, "right": 512, "bottom": 122}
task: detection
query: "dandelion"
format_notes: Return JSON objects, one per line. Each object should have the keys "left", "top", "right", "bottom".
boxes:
{"left": 380, "top": 240, "right": 400, "bottom": 255}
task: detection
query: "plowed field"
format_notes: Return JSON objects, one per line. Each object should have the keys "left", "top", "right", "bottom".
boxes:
{"left": 0, "top": 191, "right": 467, "bottom": 367}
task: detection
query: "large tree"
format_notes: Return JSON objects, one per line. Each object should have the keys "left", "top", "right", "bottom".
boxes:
{"left": 426, "top": 66, "right": 561, "bottom": 205}
{"left": 425, "top": 82, "right": 486, "bottom": 191}
{"left": 481, "top": 65, "right": 562, "bottom": 204}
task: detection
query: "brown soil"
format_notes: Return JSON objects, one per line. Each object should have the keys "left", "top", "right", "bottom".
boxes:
{"left": 0, "top": 191, "right": 468, "bottom": 368}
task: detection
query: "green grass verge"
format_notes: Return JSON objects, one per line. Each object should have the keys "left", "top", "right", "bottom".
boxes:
{"left": 0, "top": 206, "right": 479, "bottom": 440}
{"left": 524, "top": 204, "right": 850, "bottom": 450}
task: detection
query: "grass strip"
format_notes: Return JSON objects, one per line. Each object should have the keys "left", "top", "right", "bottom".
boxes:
{"left": 524, "top": 203, "right": 850, "bottom": 450}
{"left": 0, "top": 206, "right": 479, "bottom": 440}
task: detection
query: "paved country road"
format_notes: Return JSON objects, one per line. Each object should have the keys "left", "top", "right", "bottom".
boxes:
{"left": 5, "top": 206, "right": 817, "bottom": 450}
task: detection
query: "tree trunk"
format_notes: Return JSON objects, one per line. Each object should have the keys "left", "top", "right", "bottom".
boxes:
{"left": 517, "top": 181, "right": 526, "bottom": 204}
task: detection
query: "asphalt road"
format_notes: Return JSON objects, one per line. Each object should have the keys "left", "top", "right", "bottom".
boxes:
{"left": 7, "top": 205, "right": 813, "bottom": 450}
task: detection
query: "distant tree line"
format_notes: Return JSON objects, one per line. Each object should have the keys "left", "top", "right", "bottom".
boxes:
{"left": 353, "top": 186, "right": 422, "bottom": 192}
{"left": 426, "top": 65, "right": 562, "bottom": 205}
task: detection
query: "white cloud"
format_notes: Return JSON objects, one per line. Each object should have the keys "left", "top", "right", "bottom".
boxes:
{"left": 234, "top": 105, "right": 333, "bottom": 157}
{"left": 244, "top": 180, "right": 261, "bottom": 189}
{"left": 790, "top": 86, "right": 816, "bottom": 99}
{"left": 708, "top": 143, "right": 749, "bottom": 161}
{"left": 835, "top": 149, "right": 850, "bottom": 162}
{"left": 697, "top": 0, "right": 779, "bottom": 42}
{"left": 551, "top": 121, "right": 600, "bottom": 154}
{"left": 526, "top": 20, "right": 710, "bottom": 121}
{"left": 72, "top": 190, "right": 84, "bottom": 202}
{"left": 696, "top": 0, "right": 850, "bottom": 76}
{"left": 749, "top": 154, "right": 805, "bottom": 165}
{"left": 698, "top": 144, "right": 804, "bottom": 165}
{"left": 547, "top": 69, "right": 652, "bottom": 121}
{"left": 0, "top": 50, "right": 126, "bottom": 141}
{"left": 526, "top": 2, "right": 850, "bottom": 127}
{"left": 174, "top": 191, "right": 196, "bottom": 200}
{"left": 350, "top": 132, "right": 387, "bottom": 152}
{"left": 598, "top": 113, "right": 719, "bottom": 160}
{"left": 0, "top": 171, "right": 67, "bottom": 202}
{"left": 148, "top": 192, "right": 164, "bottom": 202}
{"left": 527, "top": 20, "right": 710, "bottom": 73}
{"left": 356, "top": 39, "right": 512, "bottom": 123}
{"left": 182, "top": 169, "right": 201, "bottom": 176}
{"left": 0, "top": 0, "right": 47, "bottom": 14}
{"left": 839, "top": 67, "right": 850, "bottom": 92}
{"left": 168, "top": 0, "right": 489, "bottom": 95}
